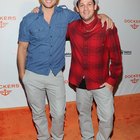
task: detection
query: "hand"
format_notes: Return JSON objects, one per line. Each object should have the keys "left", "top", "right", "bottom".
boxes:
{"left": 32, "top": 7, "right": 39, "bottom": 13}
{"left": 19, "top": 70, "right": 25, "bottom": 81}
{"left": 19, "top": 72, "right": 25, "bottom": 81}
{"left": 100, "top": 82, "right": 114, "bottom": 92}
{"left": 98, "top": 14, "right": 114, "bottom": 30}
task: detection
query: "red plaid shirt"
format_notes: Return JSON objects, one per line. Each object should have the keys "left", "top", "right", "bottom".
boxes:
{"left": 67, "top": 16, "right": 122, "bottom": 90}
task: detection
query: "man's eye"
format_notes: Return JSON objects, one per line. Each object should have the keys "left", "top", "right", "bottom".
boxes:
{"left": 88, "top": 3, "right": 93, "bottom": 6}
{"left": 79, "top": 4, "right": 84, "bottom": 7}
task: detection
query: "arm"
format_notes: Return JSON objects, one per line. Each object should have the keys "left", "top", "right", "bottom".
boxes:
{"left": 32, "top": 6, "right": 80, "bottom": 22}
{"left": 17, "top": 42, "right": 29, "bottom": 80}
{"left": 100, "top": 26, "right": 122, "bottom": 92}
{"left": 105, "top": 26, "right": 122, "bottom": 90}
{"left": 32, "top": 6, "right": 113, "bottom": 29}
{"left": 17, "top": 15, "right": 31, "bottom": 80}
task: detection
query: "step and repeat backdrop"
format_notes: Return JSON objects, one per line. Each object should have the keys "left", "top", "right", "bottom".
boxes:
{"left": 0, "top": 0, "right": 140, "bottom": 108}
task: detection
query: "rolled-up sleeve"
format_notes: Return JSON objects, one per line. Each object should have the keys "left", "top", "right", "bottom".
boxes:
{"left": 18, "top": 18, "right": 30, "bottom": 42}
{"left": 106, "top": 26, "right": 123, "bottom": 86}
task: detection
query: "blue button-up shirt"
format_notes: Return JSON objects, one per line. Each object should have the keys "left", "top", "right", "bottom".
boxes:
{"left": 18, "top": 5, "right": 79, "bottom": 75}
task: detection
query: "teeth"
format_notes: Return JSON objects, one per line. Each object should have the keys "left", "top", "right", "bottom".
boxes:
{"left": 46, "top": 0, "right": 52, "bottom": 2}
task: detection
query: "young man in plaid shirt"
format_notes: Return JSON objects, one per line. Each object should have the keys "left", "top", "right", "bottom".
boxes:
{"left": 67, "top": 0, "right": 122, "bottom": 139}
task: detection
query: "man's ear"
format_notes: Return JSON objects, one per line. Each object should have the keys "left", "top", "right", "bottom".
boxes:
{"left": 94, "top": 4, "right": 98, "bottom": 11}
{"left": 75, "top": 6, "right": 79, "bottom": 13}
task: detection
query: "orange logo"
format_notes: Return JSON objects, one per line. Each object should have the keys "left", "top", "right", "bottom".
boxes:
{"left": 0, "top": 21, "right": 8, "bottom": 28}
{"left": 0, "top": 16, "right": 16, "bottom": 29}
{"left": 0, "top": 89, "right": 12, "bottom": 96}
{"left": 124, "top": 19, "right": 140, "bottom": 30}
{"left": 130, "top": 24, "right": 139, "bottom": 29}
{"left": 0, "top": 83, "right": 21, "bottom": 96}
{"left": 125, "top": 74, "right": 140, "bottom": 84}
{"left": 130, "top": 78, "right": 139, "bottom": 84}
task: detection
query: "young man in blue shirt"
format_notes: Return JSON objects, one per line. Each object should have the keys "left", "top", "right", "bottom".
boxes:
{"left": 17, "top": 0, "right": 113, "bottom": 139}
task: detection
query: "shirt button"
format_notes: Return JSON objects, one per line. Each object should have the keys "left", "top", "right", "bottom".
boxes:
{"left": 50, "top": 36, "right": 52, "bottom": 38}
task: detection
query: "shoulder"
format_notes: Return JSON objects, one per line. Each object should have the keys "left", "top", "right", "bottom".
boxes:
{"left": 56, "top": 5, "right": 79, "bottom": 22}
{"left": 22, "top": 12, "right": 38, "bottom": 21}
{"left": 70, "top": 19, "right": 80, "bottom": 25}
{"left": 68, "top": 19, "right": 80, "bottom": 28}
{"left": 96, "top": 17, "right": 118, "bottom": 34}
{"left": 58, "top": 5, "right": 71, "bottom": 12}
{"left": 107, "top": 25, "right": 118, "bottom": 34}
{"left": 97, "top": 17, "right": 107, "bottom": 29}
{"left": 57, "top": 5, "right": 76, "bottom": 15}
{"left": 20, "top": 12, "right": 39, "bottom": 26}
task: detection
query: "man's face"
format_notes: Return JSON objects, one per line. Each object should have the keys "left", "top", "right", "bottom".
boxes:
{"left": 76, "top": 0, "right": 97, "bottom": 23}
{"left": 41, "top": 0, "right": 57, "bottom": 8}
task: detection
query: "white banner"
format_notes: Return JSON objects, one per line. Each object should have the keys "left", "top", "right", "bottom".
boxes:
{"left": 0, "top": 0, "right": 140, "bottom": 108}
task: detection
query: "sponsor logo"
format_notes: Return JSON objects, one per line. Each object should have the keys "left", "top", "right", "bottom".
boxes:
{"left": 121, "top": 50, "right": 132, "bottom": 55}
{"left": 65, "top": 52, "right": 71, "bottom": 57}
{"left": 124, "top": 19, "right": 140, "bottom": 30}
{"left": 125, "top": 74, "right": 140, "bottom": 84}
{"left": 0, "top": 16, "right": 16, "bottom": 29}
{"left": 0, "top": 21, "right": 8, "bottom": 28}
{"left": 0, "top": 83, "right": 21, "bottom": 96}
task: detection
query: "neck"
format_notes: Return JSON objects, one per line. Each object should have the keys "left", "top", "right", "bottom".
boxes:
{"left": 83, "top": 16, "right": 95, "bottom": 24}
{"left": 42, "top": 5, "right": 55, "bottom": 24}
{"left": 42, "top": 5, "right": 55, "bottom": 15}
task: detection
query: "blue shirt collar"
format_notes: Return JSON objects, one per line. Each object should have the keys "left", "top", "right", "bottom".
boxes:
{"left": 38, "top": 5, "right": 63, "bottom": 16}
